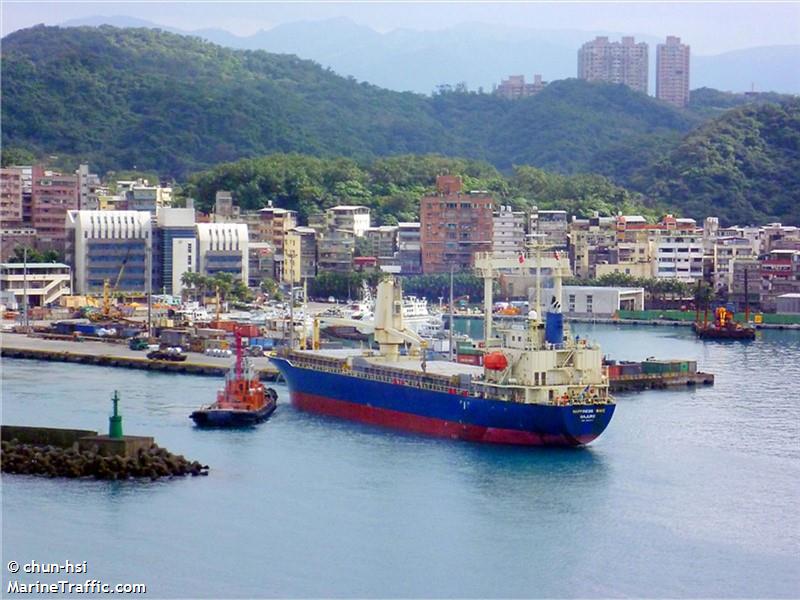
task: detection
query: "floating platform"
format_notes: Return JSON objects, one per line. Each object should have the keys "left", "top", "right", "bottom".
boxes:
{"left": 609, "top": 371, "right": 714, "bottom": 392}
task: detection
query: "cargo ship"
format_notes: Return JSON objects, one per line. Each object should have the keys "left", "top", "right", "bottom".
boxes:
{"left": 270, "top": 251, "right": 614, "bottom": 446}
{"left": 191, "top": 330, "right": 277, "bottom": 427}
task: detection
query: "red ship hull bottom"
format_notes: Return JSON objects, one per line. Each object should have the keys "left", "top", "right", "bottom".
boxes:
{"left": 291, "top": 391, "right": 597, "bottom": 447}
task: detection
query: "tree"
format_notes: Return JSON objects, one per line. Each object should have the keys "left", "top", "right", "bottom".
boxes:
{"left": 11, "top": 247, "right": 60, "bottom": 263}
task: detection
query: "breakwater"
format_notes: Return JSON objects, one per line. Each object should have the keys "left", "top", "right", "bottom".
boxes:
{"left": 0, "top": 426, "right": 208, "bottom": 480}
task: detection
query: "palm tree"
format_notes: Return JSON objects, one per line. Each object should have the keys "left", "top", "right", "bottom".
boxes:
{"left": 693, "top": 280, "right": 715, "bottom": 326}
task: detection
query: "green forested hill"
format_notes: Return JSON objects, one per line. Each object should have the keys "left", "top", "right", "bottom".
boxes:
{"left": 638, "top": 100, "right": 800, "bottom": 226}
{"left": 1, "top": 25, "right": 696, "bottom": 179}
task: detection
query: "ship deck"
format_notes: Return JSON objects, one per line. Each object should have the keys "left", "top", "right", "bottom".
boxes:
{"left": 290, "top": 349, "right": 484, "bottom": 378}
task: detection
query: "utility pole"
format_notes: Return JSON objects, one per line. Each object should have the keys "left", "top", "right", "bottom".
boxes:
{"left": 449, "top": 265, "right": 454, "bottom": 361}
{"left": 146, "top": 232, "right": 153, "bottom": 339}
{"left": 22, "top": 246, "right": 29, "bottom": 330}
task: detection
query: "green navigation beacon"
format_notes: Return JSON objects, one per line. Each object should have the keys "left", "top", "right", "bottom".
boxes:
{"left": 109, "top": 390, "right": 123, "bottom": 439}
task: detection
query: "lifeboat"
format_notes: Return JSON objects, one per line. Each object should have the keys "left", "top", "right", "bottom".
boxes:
{"left": 484, "top": 352, "right": 508, "bottom": 371}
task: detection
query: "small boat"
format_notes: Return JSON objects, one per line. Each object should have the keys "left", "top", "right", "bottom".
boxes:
{"left": 190, "top": 331, "right": 278, "bottom": 427}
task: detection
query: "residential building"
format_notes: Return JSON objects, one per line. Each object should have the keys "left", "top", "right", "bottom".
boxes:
{"left": 155, "top": 207, "right": 197, "bottom": 295}
{"left": 66, "top": 210, "right": 152, "bottom": 295}
{"left": 255, "top": 205, "right": 298, "bottom": 279}
{"left": 114, "top": 179, "right": 171, "bottom": 212}
{"left": 730, "top": 259, "right": 760, "bottom": 311}
{"left": 284, "top": 227, "right": 317, "bottom": 284}
{"left": 495, "top": 74, "right": 547, "bottom": 99}
{"left": 711, "top": 236, "right": 755, "bottom": 293}
{"left": 569, "top": 214, "right": 617, "bottom": 279}
{"left": 762, "top": 223, "right": 800, "bottom": 253}
{"left": 759, "top": 249, "right": 800, "bottom": 311}
{"left": 317, "top": 228, "right": 355, "bottom": 274}
{"left": 533, "top": 209, "right": 569, "bottom": 249}
{"left": 493, "top": 206, "right": 526, "bottom": 256}
{"left": 195, "top": 223, "right": 249, "bottom": 284}
{"left": 248, "top": 243, "right": 274, "bottom": 288}
{"left": 595, "top": 215, "right": 657, "bottom": 279}
{"left": 31, "top": 165, "right": 79, "bottom": 252}
{"left": 363, "top": 226, "right": 399, "bottom": 259}
{"left": 395, "top": 222, "right": 422, "bottom": 275}
{"left": 420, "top": 176, "right": 493, "bottom": 273}
{"left": 0, "top": 262, "right": 71, "bottom": 308}
{"left": 75, "top": 164, "right": 103, "bottom": 210}
{"left": 578, "top": 36, "right": 649, "bottom": 95}
{"left": 654, "top": 217, "right": 704, "bottom": 281}
{"left": 326, "top": 205, "right": 371, "bottom": 237}
{"left": 656, "top": 36, "right": 690, "bottom": 108}
{"left": 1, "top": 168, "right": 23, "bottom": 224}
{"left": 213, "top": 191, "right": 238, "bottom": 221}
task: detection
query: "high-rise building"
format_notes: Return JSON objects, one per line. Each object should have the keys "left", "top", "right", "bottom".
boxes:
{"left": 284, "top": 227, "right": 318, "bottom": 284}
{"left": 492, "top": 206, "right": 526, "bottom": 256}
{"left": 420, "top": 175, "right": 493, "bottom": 274}
{"left": 656, "top": 36, "right": 690, "bottom": 108}
{"left": 31, "top": 165, "right": 79, "bottom": 252}
{"left": 0, "top": 168, "right": 23, "bottom": 225}
{"left": 396, "top": 222, "right": 422, "bottom": 275}
{"left": 155, "top": 207, "right": 197, "bottom": 295}
{"left": 577, "top": 36, "right": 649, "bottom": 95}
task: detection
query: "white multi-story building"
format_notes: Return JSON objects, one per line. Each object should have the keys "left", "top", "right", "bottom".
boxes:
{"left": 655, "top": 226, "right": 704, "bottom": 281}
{"left": 493, "top": 206, "right": 526, "bottom": 255}
{"left": 0, "top": 262, "right": 72, "bottom": 307}
{"left": 66, "top": 210, "right": 152, "bottom": 294}
{"left": 195, "top": 223, "right": 249, "bottom": 284}
{"left": 327, "top": 205, "right": 371, "bottom": 237}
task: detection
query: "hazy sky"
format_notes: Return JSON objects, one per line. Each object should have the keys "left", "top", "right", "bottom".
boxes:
{"left": 2, "top": 1, "right": 799, "bottom": 54}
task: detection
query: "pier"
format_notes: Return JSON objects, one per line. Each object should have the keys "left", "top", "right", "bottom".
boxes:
{"left": 0, "top": 333, "right": 280, "bottom": 380}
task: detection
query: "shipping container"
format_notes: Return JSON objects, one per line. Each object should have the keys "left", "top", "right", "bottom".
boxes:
{"left": 456, "top": 354, "right": 482, "bottom": 366}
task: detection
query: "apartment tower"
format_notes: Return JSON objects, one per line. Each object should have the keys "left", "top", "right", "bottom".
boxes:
{"left": 656, "top": 36, "right": 690, "bottom": 108}
{"left": 577, "top": 36, "right": 649, "bottom": 95}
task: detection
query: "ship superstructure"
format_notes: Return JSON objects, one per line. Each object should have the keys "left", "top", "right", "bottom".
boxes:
{"left": 270, "top": 248, "right": 614, "bottom": 446}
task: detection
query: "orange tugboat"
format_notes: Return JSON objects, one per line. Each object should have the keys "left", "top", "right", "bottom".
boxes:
{"left": 190, "top": 329, "right": 277, "bottom": 427}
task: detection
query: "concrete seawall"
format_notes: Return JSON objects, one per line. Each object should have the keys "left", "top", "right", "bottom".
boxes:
{"left": 1, "top": 425, "right": 98, "bottom": 448}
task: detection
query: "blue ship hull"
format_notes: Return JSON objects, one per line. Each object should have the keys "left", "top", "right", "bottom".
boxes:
{"left": 270, "top": 356, "right": 614, "bottom": 446}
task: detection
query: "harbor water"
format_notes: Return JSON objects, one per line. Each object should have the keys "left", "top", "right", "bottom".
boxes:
{"left": 3, "top": 324, "right": 799, "bottom": 597}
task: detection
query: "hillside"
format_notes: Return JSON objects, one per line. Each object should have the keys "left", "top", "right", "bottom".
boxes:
{"left": 61, "top": 17, "right": 800, "bottom": 94}
{"left": 1, "top": 25, "right": 698, "bottom": 179}
{"left": 639, "top": 99, "right": 800, "bottom": 226}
